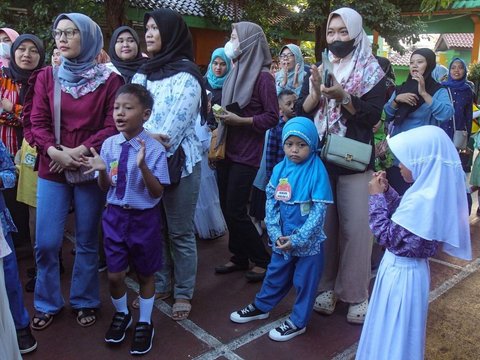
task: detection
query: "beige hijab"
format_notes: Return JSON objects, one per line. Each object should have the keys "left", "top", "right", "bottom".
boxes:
{"left": 221, "top": 22, "right": 271, "bottom": 109}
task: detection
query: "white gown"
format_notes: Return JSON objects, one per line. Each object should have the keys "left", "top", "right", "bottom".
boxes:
{"left": 193, "top": 120, "right": 227, "bottom": 239}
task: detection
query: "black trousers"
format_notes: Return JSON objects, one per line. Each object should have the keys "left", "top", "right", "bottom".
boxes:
{"left": 216, "top": 162, "right": 270, "bottom": 268}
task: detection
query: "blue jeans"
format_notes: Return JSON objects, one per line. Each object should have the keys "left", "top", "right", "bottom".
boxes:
{"left": 34, "top": 178, "right": 105, "bottom": 314}
{"left": 155, "top": 164, "right": 201, "bottom": 299}
{"left": 4, "top": 230, "right": 30, "bottom": 329}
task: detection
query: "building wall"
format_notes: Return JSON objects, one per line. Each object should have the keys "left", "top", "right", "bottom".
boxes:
{"left": 392, "top": 65, "right": 409, "bottom": 85}
{"left": 437, "top": 49, "right": 472, "bottom": 67}
{"left": 190, "top": 28, "right": 230, "bottom": 70}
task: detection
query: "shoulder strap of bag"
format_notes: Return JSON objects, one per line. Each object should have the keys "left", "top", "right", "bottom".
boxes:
{"left": 447, "top": 88, "right": 457, "bottom": 130}
{"left": 53, "top": 67, "right": 61, "bottom": 145}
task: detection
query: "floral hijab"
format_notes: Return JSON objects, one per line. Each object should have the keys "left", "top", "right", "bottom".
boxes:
{"left": 314, "top": 7, "right": 384, "bottom": 140}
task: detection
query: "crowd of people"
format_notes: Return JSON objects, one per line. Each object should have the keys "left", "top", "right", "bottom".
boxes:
{"left": 0, "top": 5, "right": 475, "bottom": 359}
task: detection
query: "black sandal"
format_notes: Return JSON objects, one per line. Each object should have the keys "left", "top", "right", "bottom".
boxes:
{"left": 75, "top": 308, "right": 96, "bottom": 327}
{"left": 31, "top": 312, "right": 53, "bottom": 331}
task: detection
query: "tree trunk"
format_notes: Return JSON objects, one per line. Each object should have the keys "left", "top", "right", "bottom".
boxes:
{"left": 312, "top": 0, "right": 330, "bottom": 63}
{"left": 104, "top": 0, "right": 127, "bottom": 45}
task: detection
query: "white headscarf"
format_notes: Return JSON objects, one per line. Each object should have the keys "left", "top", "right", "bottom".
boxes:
{"left": 388, "top": 125, "right": 472, "bottom": 260}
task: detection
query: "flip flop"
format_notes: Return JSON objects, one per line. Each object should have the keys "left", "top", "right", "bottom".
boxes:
{"left": 31, "top": 312, "right": 53, "bottom": 331}
{"left": 172, "top": 301, "right": 191, "bottom": 321}
{"left": 75, "top": 308, "right": 96, "bottom": 327}
{"left": 131, "top": 292, "right": 171, "bottom": 309}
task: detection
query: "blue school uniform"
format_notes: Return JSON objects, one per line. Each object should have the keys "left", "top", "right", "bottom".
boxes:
{"left": 253, "top": 117, "right": 333, "bottom": 329}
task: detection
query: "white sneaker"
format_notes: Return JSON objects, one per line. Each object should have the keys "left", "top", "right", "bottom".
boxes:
{"left": 230, "top": 304, "right": 269, "bottom": 323}
{"left": 313, "top": 290, "right": 337, "bottom": 315}
{"left": 268, "top": 319, "right": 306, "bottom": 342}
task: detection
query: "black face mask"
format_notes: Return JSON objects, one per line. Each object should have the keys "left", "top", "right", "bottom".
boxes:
{"left": 328, "top": 39, "right": 356, "bottom": 59}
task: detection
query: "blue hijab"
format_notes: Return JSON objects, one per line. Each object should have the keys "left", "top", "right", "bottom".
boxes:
{"left": 206, "top": 48, "right": 231, "bottom": 90}
{"left": 275, "top": 44, "right": 306, "bottom": 96}
{"left": 432, "top": 64, "right": 449, "bottom": 84}
{"left": 54, "top": 13, "right": 103, "bottom": 87}
{"left": 442, "top": 58, "right": 471, "bottom": 91}
{"left": 270, "top": 117, "right": 333, "bottom": 204}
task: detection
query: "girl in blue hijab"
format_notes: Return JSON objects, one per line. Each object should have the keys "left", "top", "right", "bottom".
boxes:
{"left": 205, "top": 48, "right": 231, "bottom": 129}
{"left": 440, "top": 57, "right": 474, "bottom": 140}
{"left": 229, "top": 116, "right": 333, "bottom": 342}
{"left": 275, "top": 44, "right": 306, "bottom": 96}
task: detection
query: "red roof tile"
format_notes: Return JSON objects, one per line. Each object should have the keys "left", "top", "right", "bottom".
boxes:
{"left": 389, "top": 50, "right": 413, "bottom": 66}
{"left": 434, "top": 33, "right": 473, "bottom": 51}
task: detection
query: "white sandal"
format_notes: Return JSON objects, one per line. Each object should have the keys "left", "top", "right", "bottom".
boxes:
{"left": 347, "top": 299, "right": 368, "bottom": 324}
{"left": 313, "top": 290, "right": 337, "bottom": 315}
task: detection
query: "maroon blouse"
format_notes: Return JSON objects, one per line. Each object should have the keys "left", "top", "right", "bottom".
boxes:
{"left": 29, "top": 66, "right": 123, "bottom": 182}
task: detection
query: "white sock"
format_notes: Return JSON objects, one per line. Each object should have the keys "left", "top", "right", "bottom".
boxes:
{"left": 111, "top": 293, "right": 128, "bottom": 315}
{"left": 139, "top": 295, "right": 155, "bottom": 324}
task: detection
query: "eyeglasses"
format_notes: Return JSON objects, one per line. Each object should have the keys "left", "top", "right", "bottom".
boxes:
{"left": 52, "top": 28, "right": 79, "bottom": 40}
{"left": 279, "top": 53, "right": 295, "bottom": 60}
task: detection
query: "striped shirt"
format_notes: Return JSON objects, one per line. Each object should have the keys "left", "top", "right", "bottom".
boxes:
{"left": 100, "top": 129, "right": 170, "bottom": 210}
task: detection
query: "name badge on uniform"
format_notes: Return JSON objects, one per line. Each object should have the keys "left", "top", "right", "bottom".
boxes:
{"left": 110, "top": 160, "right": 118, "bottom": 185}
{"left": 275, "top": 178, "right": 291, "bottom": 201}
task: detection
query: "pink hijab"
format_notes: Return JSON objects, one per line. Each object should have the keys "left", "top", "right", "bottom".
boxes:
{"left": 0, "top": 27, "right": 20, "bottom": 68}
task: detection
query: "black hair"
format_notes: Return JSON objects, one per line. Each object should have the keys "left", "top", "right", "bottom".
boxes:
{"left": 115, "top": 84, "right": 154, "bottom": 110}
{"left": 278, "top": 89, "right": 296, "bottom": 100}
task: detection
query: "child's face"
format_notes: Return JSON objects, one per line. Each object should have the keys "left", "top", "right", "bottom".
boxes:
{"left": 283, "top": 135, "right": 310, "bottom": 164}
{"left": 399, "top": 163, "right": 414, "bottom": 183}
{"left": 279, "top": 94, "right": 297, "bottom": 121}
{"left": 113, "top": 93, "right": 151, "bottom": 140}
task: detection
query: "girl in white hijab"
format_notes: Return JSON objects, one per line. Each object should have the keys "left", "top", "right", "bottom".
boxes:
{"left": 356, "top": 125, "right": 471, "bottom": 360}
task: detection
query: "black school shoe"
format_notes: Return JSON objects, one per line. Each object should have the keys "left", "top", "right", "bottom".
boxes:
{"left": 268, "top": 319, "right": 306, "bottom": 342}
{"left": 130, "top": 322, "right": 154, "bottom": 355}
{"left": 230, "top": 303, "right": 270, "bottom": 323}
{"left": 17, "top": 326, "right": 38, "bottom": 354}
{"left": 105, "top": 310, "right": 132, "bottom": 343}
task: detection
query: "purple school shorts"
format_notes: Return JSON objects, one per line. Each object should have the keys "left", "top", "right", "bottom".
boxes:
{"left": 102, "top": 204, "right": 163, "bottom": 276}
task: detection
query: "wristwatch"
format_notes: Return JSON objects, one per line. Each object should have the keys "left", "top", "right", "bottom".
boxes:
{"left": 342, "top": 93, "right": 351, "bottom": 105}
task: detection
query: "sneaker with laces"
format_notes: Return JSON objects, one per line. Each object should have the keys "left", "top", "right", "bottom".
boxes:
{"left": 105, "top": 310, "right": 132, "bottom": 343}
{"left": 130, "top": 321, "right": 154, "bottom": 355}
{"left": 269, "top": 319, "right": 306, "bottom": 342}
{"left": 17, "top": 326, "right": 37, "bottom": 354}
{"left": 230, "top": 303, "right": 270, "bottom": 323}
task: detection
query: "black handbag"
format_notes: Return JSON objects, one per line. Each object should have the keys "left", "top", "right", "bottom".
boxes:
{"left": 166, "top": 144, "right": 185, "bottom": 186}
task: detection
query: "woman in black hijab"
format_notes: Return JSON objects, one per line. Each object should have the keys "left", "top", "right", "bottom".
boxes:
{"left": 108, "top": 26, "right": 147, "bottom": 83}
{"left": 384, "top": 48, "right": 454, "bottom": 194}
{"left": 132, "top": 9, "right": 207, "bottom": 325}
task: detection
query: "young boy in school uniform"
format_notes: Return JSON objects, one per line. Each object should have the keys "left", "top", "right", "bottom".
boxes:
{"left": 82, "top": 83, "right": 170, "bottom": 355}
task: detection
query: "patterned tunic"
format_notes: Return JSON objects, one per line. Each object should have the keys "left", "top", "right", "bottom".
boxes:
{"left": 369, "top": 186, "right": 438, "bottom": 258}
{"left": 0, "top": 68, "right": 22, "bottom": 155}
{"left": 132, "top": 72, "right": 202, "bottom": 177}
